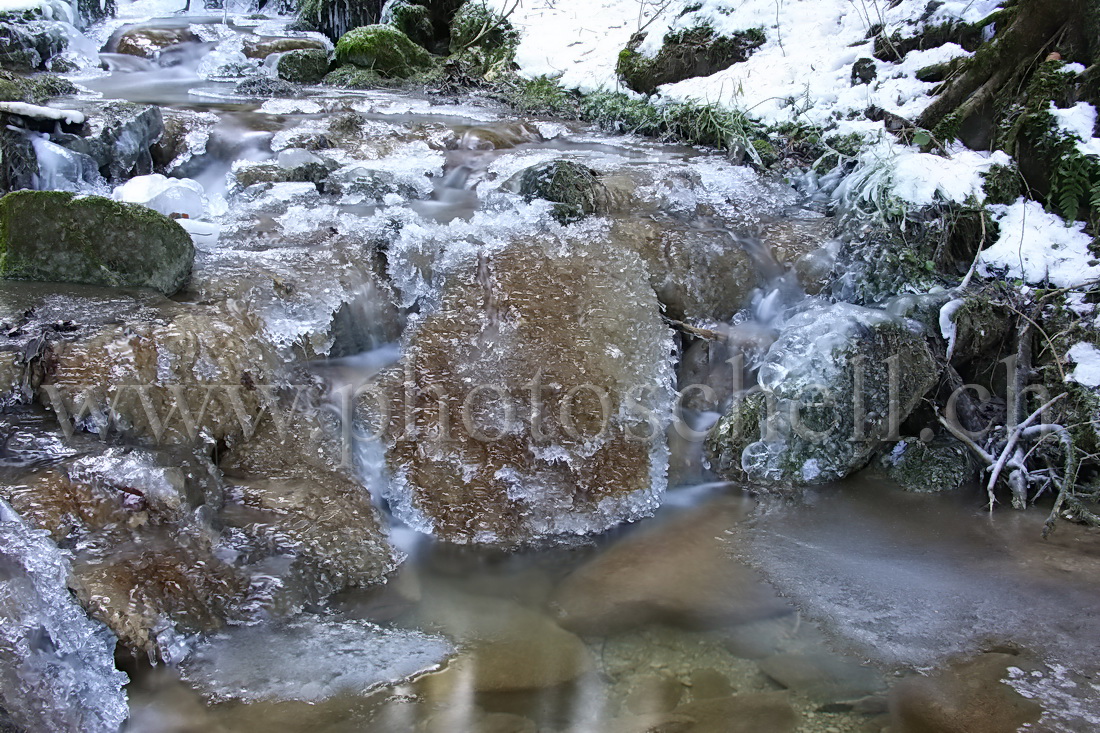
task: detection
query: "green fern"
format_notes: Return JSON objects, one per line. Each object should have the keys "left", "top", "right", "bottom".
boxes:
{"left": 1051, "top": 152, "right": 1093, "bottom": 224}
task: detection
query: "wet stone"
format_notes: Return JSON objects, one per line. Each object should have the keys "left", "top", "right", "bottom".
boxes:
{"left": 887, "top": 652, "right": 1044, "bottom": 733}
{"left": 672, "top": 691, "right": 799, "bottom": 733}
{"left": 549, "top": 498, "right": 791, "bottom": 635}
{"left": 113, "top": 26, "right": 200, "bottom": 58}
{"left": 757, "top": 652, "right": 885, "bottom": 703}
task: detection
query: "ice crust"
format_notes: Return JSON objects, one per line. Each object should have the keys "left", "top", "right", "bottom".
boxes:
{"left": 0, "top": 500, "right": 128, "bottom": 733}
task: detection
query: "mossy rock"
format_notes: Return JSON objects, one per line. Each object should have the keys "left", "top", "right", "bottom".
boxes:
{"left": 0, "top": 70, "right": 77, "bottom": 104}
{"left": 517, "top": 160, "right": 610, "bottom": 224}
{"left": 235, "top": 76, "right": 299, "bottom": 97}
{"left": 706, "top": 303, "right": 940, "bottom": 487}
{"left": 277, "top": 48, "right": 330, "bottom": 83}
{"left": 0, "top": 190, "right": 194, "bottom": 295}
{"left": 880, "top": 437, "right": 974, "bottom": 492}
{"left": 334, "top": 25, "right": 433, "bottom": 78}
{"left": 324, "top": 63, "right": 385, "bottom": 88}
{"left": 617, "top": 25, "right": 764, "bottom": 96}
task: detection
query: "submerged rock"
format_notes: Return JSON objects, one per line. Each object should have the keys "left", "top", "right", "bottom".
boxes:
{"left": 888, "top": 652, "right": 1043, "bottom": 733}
{"left": 112, "top": 26, "right": 199, "bottom": 58}
{"left": 277, "top": 48, "right": 330, "bottom": 84}
{"left": 0, "top": 500, "right": 129, "bottom": 733}
{"left": 413, "top": 594, "right": 592, "bottom": 693}
{"left": 368, "top": 238, "right": 675, "bottom": 545}
{"left": 549, "top": 498, "right": 789, "bottom": 634}
{"left": 707, "top": 302, "right": 939, "bottom": 486}
{"left": 0, "top": 190, "right": 194, "bottom": 295}
{"left": 335, "top": 25, "right": 433, "bottom": 78}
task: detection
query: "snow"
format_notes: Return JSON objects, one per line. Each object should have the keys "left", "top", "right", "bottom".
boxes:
{"left": 1066, "top": 343, "right": 1100, "bottom": 388}
{"left": 978, "top": 198, "right": 1100, "bottom": 288}
{"left": 1049, "top": 101, "right": 1100, "bottom": 158}
{"left": 492, "top": 0, "right": 994, "bottom": 126}
{"left": 0, "top": 102, "right": 84, "bottom": 125}
{"left": 836, "top": 138, "right": 1011, "bottom": 209}
{"left": 939, "top": 298, "right": 964, "bottom": 358}
{"left": 113, "top": 174, "right": 207, "bottom": 220}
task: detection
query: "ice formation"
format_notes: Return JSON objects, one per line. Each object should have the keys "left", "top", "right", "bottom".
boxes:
{"left": 0, "top": 500, "right": 128, "bottom": 733}
{"left": 180, "top": 617, "right": 453, "bottom": 703}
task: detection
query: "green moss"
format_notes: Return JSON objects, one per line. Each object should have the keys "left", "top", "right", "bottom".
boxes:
{"left": 0, "top": 71, "right": 76, "bottom": 104}
{"left": 277, "top": 48, "right": 330, "bottom": 84}
{"left": 704, "top": 390, "right": 766, "bottom": 481}
{"left": 334, "top": 25, "right": 434, "bottom": 78}
{"left": 982, "top": 163, "right": 1023, "bottom": 206}
{"left": 386, "top": 0, "right": 434, "bottom": 50}
{"left": 882, "top": 438, "right": 974, "bottom": 492}
{"left": 0, "top": 190, "right": 193, "bottom": 295}
{"left": 518, "top": 160, "right": 609, "bottom": 224}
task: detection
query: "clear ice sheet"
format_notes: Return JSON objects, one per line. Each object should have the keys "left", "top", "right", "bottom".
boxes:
{"left": 179, "top": 616, "right": 453, "bottom": 703}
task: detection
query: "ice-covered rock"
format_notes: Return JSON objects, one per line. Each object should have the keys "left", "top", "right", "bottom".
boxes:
{"left": 40, "top": 301, "right": 279, "bottom": 444}
{"left": 29, "top": 133, "right": 102, "bottom": 192}
{"left": 707, "top": 302, "right": 939, "bottom": 486}
{"left": 366, "top": 237, "right": 676, "bottom": 544}
{"left": 180, "top": 616, "right": 453, "bottom": 703}
{"left": 0, "top": 499, "right": 129, "bottom": 733}
{"left": 112, "top": 173, "right": 206, "bottom": 220}
{"left": 53, "top": 102, "right": 164, "bottom": 182}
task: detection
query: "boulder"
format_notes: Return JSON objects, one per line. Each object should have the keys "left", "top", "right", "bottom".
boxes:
{"left": 113, "top": 26, "right": 199, "bottom": 58}
{"left": 334, "top": 25, "right": 433, "bottom": 78}
{"left": 610, "top": 217, "right": 760, "bottom": 321}
{"left": 243, "top": 36, "right": 328, "bottom": 60}
{"left": 366, "top": 238, "right": 675, "bottom": 545}
{"left": 0, "top": 21, "right": 66, "bottom": 71}
{"left": 0, "top": 190, "right": 194, "bottom": 295}
{"left": 617, "top": 26, "right": 765, "bottom": 96}
{"left": 707, "top": 302, "right": 939, "bottom": 486}
{"left": 234, "top": 76, "right": 299, "bottom": 97}
{"left": 549, "top": 498, "right": 790, "bottom": 634}
{"left": 888, "top": 652, "right": 1043, "bottom": 733}
{"left": 231, "top": 148, "right": 338, "bottom": 188}
{"left": 53, "top": 102, "right": 164, "bottom": 181}
{"left": 277, "top": 48, "right": 330, "bottom": 83}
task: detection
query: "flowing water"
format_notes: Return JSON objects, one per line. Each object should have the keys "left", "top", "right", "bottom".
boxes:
{"left": 2, "top": 3, "right": 1100, "bottom": 732}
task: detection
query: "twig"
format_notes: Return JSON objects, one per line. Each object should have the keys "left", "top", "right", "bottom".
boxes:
{"left": 938, "top": 413, "right": 994, "bottom": 464}
{"left": 986, "top": 393, "right": 1067, "bottom": 510}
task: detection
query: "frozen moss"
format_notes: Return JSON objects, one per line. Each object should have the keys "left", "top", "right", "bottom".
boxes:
{"left": 518, "top": 160, "right": 609, "bottom": 224}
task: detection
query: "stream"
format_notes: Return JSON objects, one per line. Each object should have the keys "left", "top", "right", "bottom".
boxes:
{"left": 1, "top": 2, "right": 1099, "bottom": 732}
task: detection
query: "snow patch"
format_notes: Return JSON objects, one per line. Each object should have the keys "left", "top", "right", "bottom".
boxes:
{"left": 978, "top": 199, "right": 1100, "bottom": 288}
{"left": 1066, "top": 343, "right": 1100, "bottom": 388}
